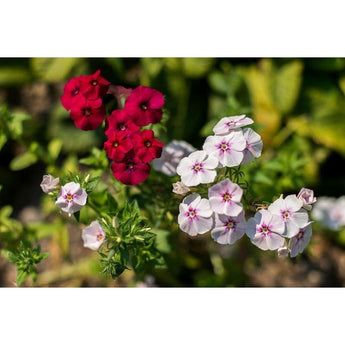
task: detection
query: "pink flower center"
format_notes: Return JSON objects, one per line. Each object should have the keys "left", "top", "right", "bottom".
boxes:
{"left": 217, "top": 141, "right": 230, "bottom": 152}
{"left": 186, "top": 207, "right": 197, "bottom": 220}
{"left": 64, "top": 193, "right": 75, "bottom": 203}
{"left": 281, "top": 210, "right": 291, "bottom": 220}
{"left": 222, "top": 192, "right": 232, "bottom": 202}
{"left": 192, "top": 162, "right": 204, "bottom": 173}
{"left": 259, "top": 223, "right": 271, "bottom": 235}
{"left": 96, "top": 233, "right": 104, "bottom": 241}
{"left": 224, "top": 219, "right": 236, "bottom": 232}
{"left": 227, "top": 120, "right": 236, "bottom": 128}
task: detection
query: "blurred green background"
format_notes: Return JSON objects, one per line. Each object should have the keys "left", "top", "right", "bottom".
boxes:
{"left": 1, "top": 57, "right": 345, "bottom": 287}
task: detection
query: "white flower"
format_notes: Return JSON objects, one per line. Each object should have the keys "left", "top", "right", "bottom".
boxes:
{"left": 297, "top": 188, "right": 317, "bottom": 211}
{"left": 211, "top": 211, "right": 246, "bottom": 245}
{"left": 40, "top": 174, "right": 60, "bottom": 193}
{"left": 55, "top": 182, "right": 87, "bottom": 214}
{"left": 241, "top": 128, "right": 263, "bottom": 165}
{"left": 82, "top": 220, "right": 106, "bottom": 250}
{"left": 152, "top": 140, "right": 196, "bottom": 177}
{"left": 176, "top": 150, "right": 218, "bottom": 187}
{"left": 213, "top": 115, "right": 254, "bottom": 135}
{"left": 246, "top": 209, "right": 285, "bottom": 251}
{"left": 203, "top": 131, "right": 246, "bottom": 168}
{"left": 268, "top": 195, "right": 309, "bottom": 238}
{"left": 178, "top": 193, "right": 214, "bottom": 236}
{"left": 289, "top": 222, "right": 313, "bottom": 258}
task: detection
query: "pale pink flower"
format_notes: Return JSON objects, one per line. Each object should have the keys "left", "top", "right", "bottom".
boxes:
{"left": 246, "top": 209, "right": 285, "bottom": 251}
{"left": 40, "top": 174, "right": 60, "bottom": 193}
{"left": 176, "top": 150, "right": 218, "bottom": 187}
{"left": 289, "top": 222, "right": 313, "bottom": 258}
{"left": 82, "top": 220, "right": 106, "bottom": 250}
{"left": 213, "top": 115, "right": 254, "bottom": 135}
{"left": 55, "top": 182, "right": 87, "bottom": 214}
{"left": 208, "top": 178, "right": 243, "bottom": 217}
{"left": 211, "top": 211, "right": 246, "bottom": 245}
{"left": 203, "top": 131, "right": 246, "bottom": 168}
{"left": 172, "top": 181, "right": 190, "bottom": 195}
{"left": 153, "top": 140, "right": 196, "bottom": 177}
{"left": 297, "top": 188, "right": 317, "bottom": 211}
{"left": 241, "top": 128, "right": 263, "bottom": 165}
{"left": 268, "top": 195, "right": 309, "bottom": 238}
{"left": 178, "top": 193, "right": 214, "bottom": 236}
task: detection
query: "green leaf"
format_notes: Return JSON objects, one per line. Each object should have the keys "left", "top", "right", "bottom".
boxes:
{"left": 47, "top": 138, "right": 63, "bottom": 161}
{"left": 0, "top": 132, "right": 7, "bottom": 151}
{"left": 0, "top": 67, "right": 32, "bottom": 86}
{"left": 10, "top": 151, "right": 38, "bottom": 171}
{"left": 8, "top": 112, "right": 31, "bottom": 138}
{"left": 152, "top": 229, "right": 171, "bottom": 254}
{"left": 16, "top": 269, "right": 28, "bottom": 286}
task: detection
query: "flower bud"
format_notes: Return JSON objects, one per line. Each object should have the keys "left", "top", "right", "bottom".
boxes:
{"left": 172, "top": 181, "right": 190, "bottom": 195}
{"left": 40, "top": 174, "right": 60, "bottom": 193}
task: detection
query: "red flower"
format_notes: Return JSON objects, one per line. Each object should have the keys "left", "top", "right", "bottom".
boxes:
{"left": 124, "top": 85, "right": 164, "bottom": 126}
{"left": 61, "top": 76, "right": 83, "bottom": 110}
{"left": 80, "top": 70, "right": 110, "bottom": 99}
{"left": 70, "top": 96, "right": 106, "bottom": 130}
{"left": 104, "top": 130, "right": 133, "bottom": 162}
{"left": 111, "top": 152, "right": 150, "bottom": 185}
{"left": 105, "top": 109, "right": 140, "bottom": 135}
{"left": 132, "top": 129, "right": 164, "bottom": 163}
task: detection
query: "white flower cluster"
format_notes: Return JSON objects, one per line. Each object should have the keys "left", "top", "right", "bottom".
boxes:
{"left": 311, "top": 196, "right": 345, "bottom": 230}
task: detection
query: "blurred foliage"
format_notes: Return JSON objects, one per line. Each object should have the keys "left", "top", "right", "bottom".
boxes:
{"left": 1, "top": 57, "right": 345, "bottom": 287}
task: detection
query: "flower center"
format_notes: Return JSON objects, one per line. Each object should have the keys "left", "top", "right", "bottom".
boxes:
{"left": 298, "top": 232, "right": 303, "bottom": 239}
{"left": 260, "top": 225, "right": 270, "bottom": 234}
{"left": 226, "top": 221, "right": 234, "bottom": 229}
{"left": 65, "top": 193, "right": 74, "bottom": 203}
{"left": 96, "top": 233, "right": 104, "bottom": 241}
{"left": 118, "top": 123, "right": 126, "bottom": 131}
{"left": 227, "top": 120, "right": 236, "bottom": 128}
{"left": 113, "top": 141, "right": 119, "bottom": 148}
{"left": 186, "top": 208, "right": 197, "bottom": 219}
{"left": 282, "top": 210, "right": 290, "bottom": 219}
{"left": 82, "top": 107, "right": 92, "bottom": 116}
{"left": 192, "top": 162, "right": 204, "bottom": 173}
{"left": 144, "top": 140, "right": 152, "bottom": 148}
{"left": 223, "top": 192, "right": 232, "bottom": 201}
{"left": 72, "top": 87, "right": 79, "bottom": 96}
{"left": 128, "top": 162, "right": 135, "bottom": 170}
{"left": 140, "top": 101, "right": 148, "bottom": 111}
{"left": 91, "top": 80, "right": 98, "bottom": 86}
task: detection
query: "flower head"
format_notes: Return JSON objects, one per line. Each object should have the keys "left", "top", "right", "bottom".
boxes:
{"left": 268, "top": 195, "right": 309, "bottom": 238}
{"left": 241, "top": 128, "right": 263, "bottom": 165}
{"left": 208, "top": 178, "right": 243, "bottom": 217}
{"left": 213, "top": 115, "right": 254, "bottom": 135}
{"left": 40, "top": 174, "right": 60, "bottom": 193}
{"left": 55, "top": 182, "right": 87, "bottom": 214}
{"left": 79, "top": 70, "right": 110, "bottom": 99}
{"left": 297, "top": 188, "right": 317, "bottom": 211}
{"left": 176, "top": 150, "right": 218, "bottom": 187}
{"left": 81, "top": 220, "right": 106, "bottom": 251}
{"left": 70, "top": 96, "right": 106, "bottom": 130}
{"left": 203, "top": 131, "right": 246, "bottom": 168}
{"left": 111, "top": 152, "right": 150, "bottom": 185}
{"left": 132, "top": 129, "right": 164, "bottom": 163}
{"left": 178, "top": 193, "right": 214, "bottom": 236}
{"left": 246, "top": 209, "right": 285, "bottom": 250}
{"left": 211, "top": 211, "right": 246, "bottom": 245}
{"left": 103, "top": 130, "right": 133, "bottom": 162}
{"left": 152, "top": 140, "right": 196, "bottom": 177}
{"left": 105, "top": 109, "right": 140, "bottom": 135}
{"left": 124, "top": 85, "right": 164, "bottom": 126}
{"left": 289, "top": 222, "right": 313, "bottom": 258}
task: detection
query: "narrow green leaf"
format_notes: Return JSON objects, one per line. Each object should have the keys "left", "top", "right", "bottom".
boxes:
{"left": 10, "top": 151, "right": 38, "bottom": 171}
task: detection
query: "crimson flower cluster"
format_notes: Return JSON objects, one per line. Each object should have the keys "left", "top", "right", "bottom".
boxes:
{"left": 61, "top": 71, "right": 165, "bottom": 185}
{"left": 61, "top": 70, "right": 110, "bottom": 130}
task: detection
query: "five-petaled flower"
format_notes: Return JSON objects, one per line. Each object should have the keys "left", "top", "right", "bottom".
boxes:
{"left": 246, "top": 209, "right": 285, "bottom": 250}
{"left": 289, "top": 222, "right": 313, "bottom": 257}
{"left": 176, "top": 150, "right": 218, "bottom": 187}
{"left": 132, "top": 129, "right": 164, "bottom": 163}
{"left": 212, "top": 115, "right": 254, "bottom": 135}
{"left": 55, "top": 182, "right": 87, "bottom": 214}
{"left": 241, "top": 128, "right": 263, "bottom": 165}
{"left": 178, "top": 193, "right": 214, "bottom": 236}
{"left": 80, "top": 69, "right": 110, "bottom": 100}
{"left": 104, "top": 130, "right": 133, "bottom": 162}
{"left": 208, "top": 178, "right": 243, "bottom": 217}
{"left": 81, "top": 220, "right": 106, "bottom": 251}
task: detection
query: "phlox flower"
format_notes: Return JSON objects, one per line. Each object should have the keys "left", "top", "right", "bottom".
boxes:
{"left": 203, "top": 131, "right": 246, "bottom": 168}
{"left": 79, "top": 70, "right": 110, "bottom": 99}
{"left": 211, "top": 211, "right": 246, "bottom": 245}
{"left": 56, "top": 182, "right": 87, "bottom": 214}
{"left": 40, "top": 174, "right": 59, "bottom": 193}
{"left": 246, "top": 209, "right": 285, "bottom": 250}
{"left": 297, "top": 187, "right": 317, "bottom": 211}
{"left": 311, "top": 196, "right": 345, "bottom": 230}
{"left": 241, "top": 128, "right": 263, "bottom": 165}
{"left": 178, "top": 193, "right": 214, "bottom": 236}
{"left": 213, "top": 114, "right": 254, "bottom": 135}
{"left": 81, "top": 220, "right": 106, "bottom": 251}
{"left": 132, "top": 129, "right": 164, "bottom": 163}
{"left": 176, "top": 150, "right": 218, "bottom": 187}
{"left": 208, "top": 178, "right": 243, "bottom": 217}
{"left": 111, "top": 152, "right": 150, "bottom": 185}
{"left": 124, "top": 85, "right": 164, "bottom": 126}
{"left": 152, "top": 140, "right": 196, "bottom": 177}
{"left": 268, "top": 195, "right": 309, "bottom": 238}
{"left": 289, "top": 222, "right": 313, "bottom": 258}
{"left": 70, "top": 97, "right": 106, "bottom": 131}
{"left": 105, "top": 109, "right": 140, "bottom": 135}
{"left": 61, "top": 76, "right": 83, "bottom": 110}
{"left": 103, "top": 130, "right": 133, "bottom": 162}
